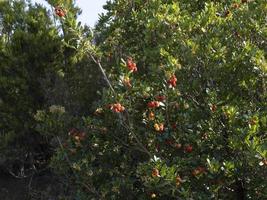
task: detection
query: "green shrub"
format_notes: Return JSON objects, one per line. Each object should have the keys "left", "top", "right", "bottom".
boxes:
{"left": 35, "top": 0, "right": 267, "bottom": 199}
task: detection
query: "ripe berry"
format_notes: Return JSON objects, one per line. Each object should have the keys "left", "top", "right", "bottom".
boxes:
{"left": 154, "top": 123, "right": 164, "bottom": 132}
{"left": 155, "top": 95, "right": 166, "bottom": 101}
{"left": 174, "top": 143, "right": 182, "bottom": 149}
{"left": 167, "top": 74, "right": 177, "bottom": 88}
{"left": 148, "top": 112, "right": 155, "bottom": 121}
{"left": 55, "top": 6, "right": 65, "bottom": 17}
{"left": 210, "top": 104, "right": 217, "bottom": 112}
{"left": 192, "top": 166, "right": 206, "bottom": 176}
{"left": 147, "top": 101, "right": 160, "bottom": 108}
{"left": 184, "top": 145, "right": 193, "bottom": 153}
{"left": 69, "top": 129, "right": 86, "bottom": 142}
{"left": 79, "top": 132, "right": 86, "bottom": 140}
{"left": 126, "top": 57, "right": 137, "bottom": 72}
{"left": 152, "top": 168, "right": 160, "bottom": 177}
{"left": 110, "top": 103, "right": 125, "bottom": 113}
{"left": 154, "top": 124, "right": 159, "bottom": 131}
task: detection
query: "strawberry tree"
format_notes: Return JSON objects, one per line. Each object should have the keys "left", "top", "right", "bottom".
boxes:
{"left": 36, "top": 0, "right": 267, "bottom": 199}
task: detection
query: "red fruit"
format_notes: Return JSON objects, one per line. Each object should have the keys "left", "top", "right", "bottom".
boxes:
{"left": 74, "top": 135, "right": 80, "bottom": 141}
{"left": 174, "top": 143, "right": 182, "bottom": 149}
{"left": 55, "top": 6, "right": 65, "bottom": 17}
{"left": 184, "top": 145, "right": 193, "bottom": 153}
{"left": 148, "top": 111, "right": 155, "bottom": 121}
{"left": 126, "top": 58, "right": 137, "bottom": 72}
{"left": 152, "top": 168, "right": 160, "bottom": 177}
{"left": 154, "top": 123, "right": 164, "bottom": 132}
{"left": 110, "top": 103, "right": 125, "bottom": 113}
{"left": 210, "top": 104, "right": 217, "bottom": 112}
{"left": 154, "top": 101, "right": 160, "bottom": 107}
{"left": 147, "top": 101, "right": 160, "bottom": 108}
{"left": 155, "top": 95, "right": 166, "bottom": 101}
{"left": 159, "top": 123, "right": 164, "bottom": 131}
{"left": 78, "top": 132, "right": 86, "bottom": 141}
{"left": 70, "top": 130, "right": 86, "bottom": 142}
{"left": 192, "top": 166, "right": 206, "bottom": 176}
{"left": 147, "top": 102, "right": 154, "bottom": 108}
{"left": 167, "top": 74, "right": 177, "bottom": 88}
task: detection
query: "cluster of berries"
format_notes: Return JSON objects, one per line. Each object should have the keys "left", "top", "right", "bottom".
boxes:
{"left": 126, "top": 57, "right": 137, "bottom": 72}
{"left": 147, "top": 101, "right": 160, "bottom": 108}
{"left": 68, "top": 128, "right": 86, "bottom": 141}
{"left": 154, "top": 123, "right": 164, "bottom": 132}
{"left": 55, "top": 6, "right": 66, "bottom": 17}
{"left": 167, "top": 74, "right": 177, "bottom": 88}
{"left": 110, "top": 103, "right": 125, "bottom": 113}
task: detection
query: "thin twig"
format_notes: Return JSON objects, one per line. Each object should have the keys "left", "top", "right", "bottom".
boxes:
{"left": 89, "top": 54, "right": 115, "bottom": 94}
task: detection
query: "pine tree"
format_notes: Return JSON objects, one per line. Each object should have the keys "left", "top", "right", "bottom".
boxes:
{"left": 0, "top": 0, "right": 102, "bottom": 177}
{"left": 0, "top": 0, "right": 62, "bottom": 170}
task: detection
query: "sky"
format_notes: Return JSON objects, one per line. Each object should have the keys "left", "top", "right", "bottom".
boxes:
{"left": 32, "top": 0, "right": 107, "bottom": 27}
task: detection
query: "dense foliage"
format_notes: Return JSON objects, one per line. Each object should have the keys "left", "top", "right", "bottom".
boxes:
{"left": 0, "top": 0, "right": 62, "bottom": 172}
{"left": 1, "top": 0, "right": 267, "bottom": 199}
{"left": 0, "top": 0, "right": 101, "bottom": 178}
